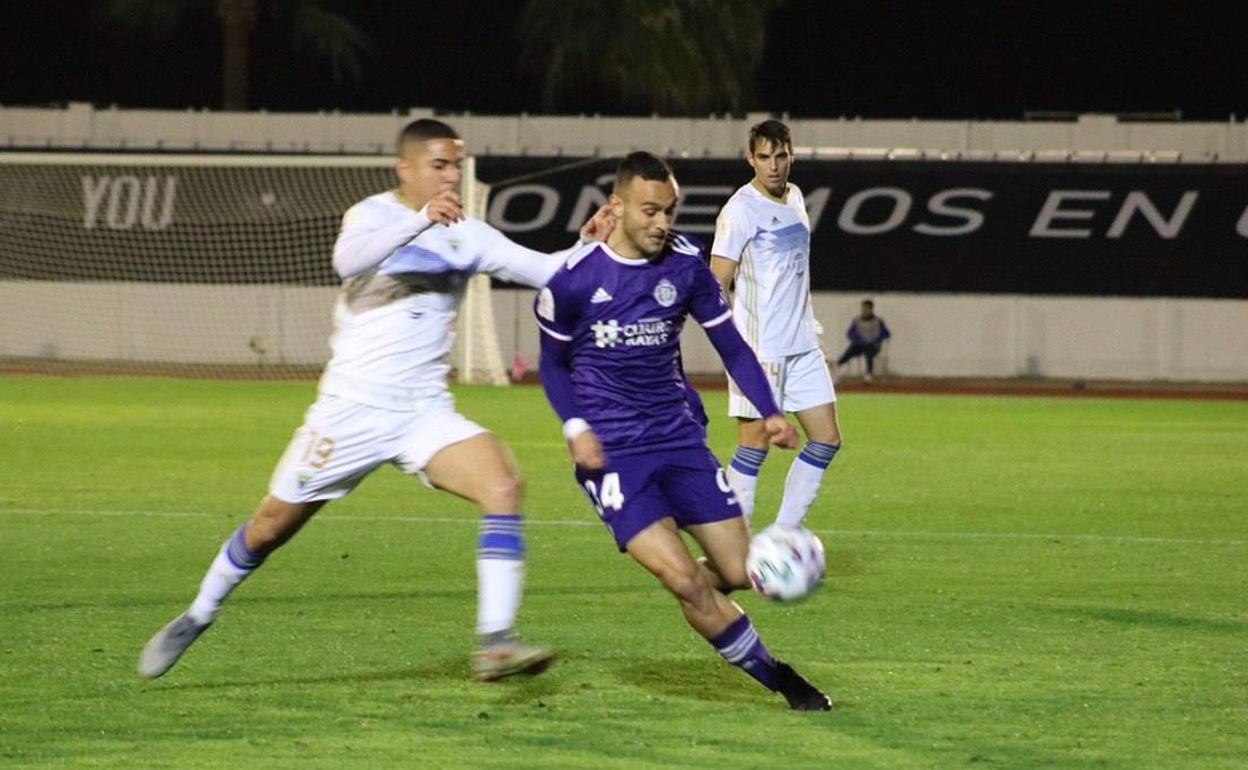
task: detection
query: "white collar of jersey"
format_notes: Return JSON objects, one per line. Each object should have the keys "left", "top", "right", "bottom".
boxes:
{"left": 747, "top": 182, "right": 791, "bottom": 206}
{"left": 600, "top": 242, "right": 651, "bottom": 266}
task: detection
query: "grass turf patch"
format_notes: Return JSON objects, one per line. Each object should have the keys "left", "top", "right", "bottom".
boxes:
{"left": 1, "top": 377, "right": 1245, "bottom": 768}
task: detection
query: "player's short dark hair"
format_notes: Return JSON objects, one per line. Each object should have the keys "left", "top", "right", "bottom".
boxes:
{"left": 613, "top": 151, "right": 674, "bottom": 193}
{"left": 748, "top": 119, "right": 792, "bottom": 154}
{"left": 397, "top": 119, "right": 459, "bottom": 154}
{"left": 862, "top": 299, "right": 875, "bottom": 308}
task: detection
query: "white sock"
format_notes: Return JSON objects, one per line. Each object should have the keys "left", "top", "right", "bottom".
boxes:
{"left": 775, "top": 442, "right": 839, "bottom": 529}
{"left": 187, "top": 525, "right": 262, "bottom": 624}
{"left": 476, "top": 558, "right": 524, "bottom": 636}
{"left": 726, "top": 465, "right": 758, "bottom": 526}
{"left": 476, "top": 515, "right": 525, "bottom": 637}
{"left": 727, "top": 446, "right": 768, "bottom": 526}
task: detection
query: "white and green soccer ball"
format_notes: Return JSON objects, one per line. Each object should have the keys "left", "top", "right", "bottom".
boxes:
{"left": 746, "top": 525, "right": 826, "bottom": 601}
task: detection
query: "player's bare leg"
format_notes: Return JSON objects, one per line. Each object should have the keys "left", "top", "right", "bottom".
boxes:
{"left": 627, "top": 519, "right": 831, "bottom": 710}
{"left": 795, "top": 402, "right": 841, "bottom": 447}
{"left": 627, "top": 518, "right": 741, "bottom": 636}
{"left": 687, "top": 517, "right": 751, "bottom": 593}
{"left": 138, "top": 496, "right": 326, "bottom": 679}
{"left": 774, "top": 402, "right": 841, "bottom": 529}
{"left": 424, "top": 433, "right": 554, "bottom": 681}
{"left": 424, "top": 432, "right": 524, "bottom": 514}
{"left": 244, "top": 495, "right": 326, "bottom": 552}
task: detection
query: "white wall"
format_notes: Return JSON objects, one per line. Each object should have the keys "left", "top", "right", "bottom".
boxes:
{"left": 0, "top": 281, "right": 337, "bottom": 367}
{"left": 5, "top": 281, "right": 1244, "bottom": 382}
{"left": 3, "top": 104, "right": 1246, "bottom": 160}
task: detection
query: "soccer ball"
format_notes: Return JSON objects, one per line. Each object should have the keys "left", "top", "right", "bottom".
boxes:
{"left": 746, "top": 526, "right": 826, "bottom": 601}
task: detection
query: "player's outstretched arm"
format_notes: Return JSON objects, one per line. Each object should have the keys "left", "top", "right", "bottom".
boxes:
{"left": 331, "top": 191, "right": 462, "bottom": 279}
{"left": 705, "top": 320, "right": 798, "bottom": 449}
{"left": 475, "top": 204, "right": 611, "bottom": 289}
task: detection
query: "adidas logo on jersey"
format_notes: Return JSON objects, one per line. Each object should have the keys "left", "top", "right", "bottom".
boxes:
{"left": 590, "top": 287, "right": 613, "bottom": 304}
{"left": 770, "top": 216, "right": 780, "bottom": 225}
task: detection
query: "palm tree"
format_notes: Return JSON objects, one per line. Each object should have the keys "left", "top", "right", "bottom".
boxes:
{"left": 104, "top": 0, "right": 374, "bottom": 110}
{"left": 517, "top": 0, "right": 783, "bottom": 115}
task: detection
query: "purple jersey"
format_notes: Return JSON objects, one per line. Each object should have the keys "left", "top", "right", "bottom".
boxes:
{"left": 535, "top": 233, "right": 731, "bottom": 455}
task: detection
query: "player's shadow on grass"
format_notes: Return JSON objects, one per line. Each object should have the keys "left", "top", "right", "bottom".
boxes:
{"left": 612, "top": 657, "right": 765, "bottom": 707}
{"left": 150, "top": 659, "right": 562, "bottom": 703}
{"left": 1038, "top": 605, "right": 1247, "bottom": 634}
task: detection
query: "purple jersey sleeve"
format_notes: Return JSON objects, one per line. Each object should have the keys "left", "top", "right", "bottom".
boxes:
{"left": 687, "top": 260, "right": 733, "bottom": 329}
{"left": 705, "top": 321, "right": 782, "bottom": 418}
{"left": 534, "top": 260, "right": 581, "bottom": 342}
{"left": 534, "top": 264, "right": 583, "bottom": 422}
{"left": 538, "top": 332, "right": 578, "bottom": 423}
{"left": 667, "top": 233, "right": 732, "bottom": 329}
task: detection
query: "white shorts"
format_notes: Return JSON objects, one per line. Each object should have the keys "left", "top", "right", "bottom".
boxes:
{"left": 269, "top": 393, "right": 488, "bottom": 504}
{"left": 728, "top": 348, "right": 836, "bottom": 419}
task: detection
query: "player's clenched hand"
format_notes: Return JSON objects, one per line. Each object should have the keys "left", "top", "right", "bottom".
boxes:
{"left": 422, "top": 190, "right": 464, "bottom": 226}
{"left": 569, "top": 431, "right": 606, "bottom": 470}
{"left": 580, "top": 204, "right": 616, "bottom": 242}
{"left": 763, "top": 414, "right": 799, "bottom": 449}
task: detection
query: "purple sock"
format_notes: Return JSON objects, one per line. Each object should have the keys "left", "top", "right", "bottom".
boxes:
{"left": 710, "top": 614, "right": 784, "bottom": 691}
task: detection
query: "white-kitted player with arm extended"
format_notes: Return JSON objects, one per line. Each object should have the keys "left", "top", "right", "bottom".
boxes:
{"left": 138, "top": 118, "right": 611, "bottom": 682}
{"left": 711, "top": 119, "right": 842, "bottom": 531}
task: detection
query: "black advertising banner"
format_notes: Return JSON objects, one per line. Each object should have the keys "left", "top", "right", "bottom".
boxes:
{"left": 2, "top": 155, "right": 1246, "bottom": 297}
{"left": 477, "top": 157, "right": 1248, "bottom": 298}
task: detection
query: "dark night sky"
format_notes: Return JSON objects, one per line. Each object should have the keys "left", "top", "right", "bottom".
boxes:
{"left": 2, "top": 1, "right": 1246, "bottom": 120}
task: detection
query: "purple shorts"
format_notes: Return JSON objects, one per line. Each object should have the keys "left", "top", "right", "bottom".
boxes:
{"left": 574, "top": 445, "right": 741, "bottom": 551}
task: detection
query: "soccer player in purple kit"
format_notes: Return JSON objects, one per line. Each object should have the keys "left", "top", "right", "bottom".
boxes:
{"left": 535, "top": 152, "right": 833, "bottom": 711}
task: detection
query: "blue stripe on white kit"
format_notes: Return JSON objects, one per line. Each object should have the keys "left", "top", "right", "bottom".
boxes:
{"left": 755, "top": 221, "right": 808, "bottom": 254}
{"left": 797, "top": 441, "right": 840, "bottom": 469}
{"left": 477, "top": 515, "right": 525, "bottom": 559}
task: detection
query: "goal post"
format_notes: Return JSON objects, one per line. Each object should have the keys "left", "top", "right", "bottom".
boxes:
{"left": 0, "top": 152, "right": 510, "bottom": 384}
{"left": 451, "top": 158, "right": 510, "bottom": 385}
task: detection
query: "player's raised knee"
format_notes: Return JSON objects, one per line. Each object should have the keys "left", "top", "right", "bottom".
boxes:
{"left": 476, "top": 472, "right": 524, "bottom": 512}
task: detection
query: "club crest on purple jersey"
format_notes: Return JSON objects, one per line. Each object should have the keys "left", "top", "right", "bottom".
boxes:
{"left": 653, "top": 278, "right": 678, "bottom": 307}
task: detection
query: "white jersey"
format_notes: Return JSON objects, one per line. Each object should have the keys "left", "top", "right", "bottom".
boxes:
{"left": 711, "top": 182, "right": 819, "bottom": 359}
{"left": 318, "top": 191, "right": 563, "bottom": 411}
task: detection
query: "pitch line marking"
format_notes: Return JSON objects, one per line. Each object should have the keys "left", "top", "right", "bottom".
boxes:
{"left": 1, "top": 507, "right": 1246, "bottom": 547}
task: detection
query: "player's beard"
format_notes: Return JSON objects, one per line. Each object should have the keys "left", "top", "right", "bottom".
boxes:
{"left": 639, "top": 229, "right": 667, "bottom": 259}
{"left": 618, "top": 228, "right": 664, "bottom": 260}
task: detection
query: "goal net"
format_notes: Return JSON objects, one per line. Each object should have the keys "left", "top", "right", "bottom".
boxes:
{"left": 0, "top": 153, "right": 508, "bottom": 384}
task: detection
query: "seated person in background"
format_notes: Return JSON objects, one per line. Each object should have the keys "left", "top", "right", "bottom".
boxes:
{"left": 836, "top": 299, "right": 891, "bottom": 382}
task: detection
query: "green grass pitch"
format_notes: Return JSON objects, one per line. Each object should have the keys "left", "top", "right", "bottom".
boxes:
{"left": 1, "top": 377, "right": 1245, "bottom": 769}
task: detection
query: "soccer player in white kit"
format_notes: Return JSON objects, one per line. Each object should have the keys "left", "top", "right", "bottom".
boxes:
{"left": 710, "top": 120, "right": 842, "bottom": 530}
{"left": 138, "top": 119, "right": 611, "bottom": 682}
